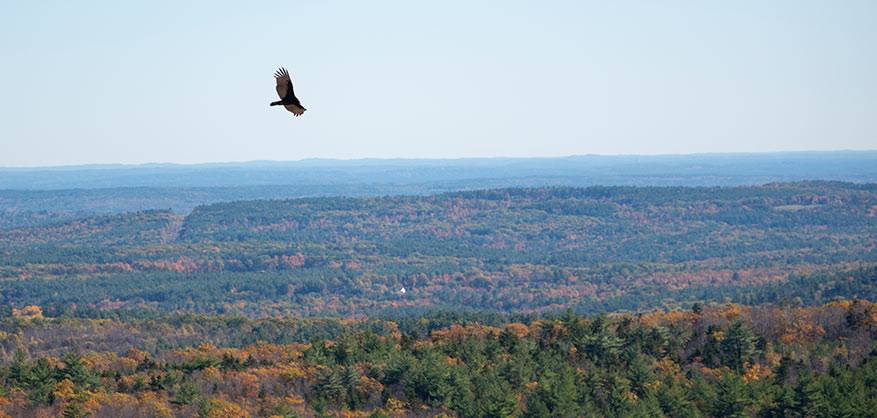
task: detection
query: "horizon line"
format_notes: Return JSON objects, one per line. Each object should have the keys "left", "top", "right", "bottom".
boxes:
{"left": 2, "top": 148, "right": 876, "bottom": 170}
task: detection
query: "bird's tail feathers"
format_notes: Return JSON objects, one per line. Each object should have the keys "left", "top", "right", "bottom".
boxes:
{"left": 269, "top": 100, "right": 282, "bottom": 106}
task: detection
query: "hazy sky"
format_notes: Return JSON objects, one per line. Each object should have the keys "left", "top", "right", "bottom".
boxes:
{"left": 1, "top": 0, "right": 875, "bottom": 166}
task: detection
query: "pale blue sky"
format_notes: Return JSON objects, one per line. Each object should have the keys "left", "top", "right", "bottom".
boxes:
{"left": 1, "top": 0, "right": 875, "bottom": 166}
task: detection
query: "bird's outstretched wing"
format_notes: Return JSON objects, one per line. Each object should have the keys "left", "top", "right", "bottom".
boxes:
{"left": 274, "top": 68, "right": 295, "bottom": 100}
{"left": 273, "top": 67, "right": 306, "bottom": 116}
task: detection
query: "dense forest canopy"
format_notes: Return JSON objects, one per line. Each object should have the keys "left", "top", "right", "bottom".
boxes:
{"left": 1, "top": 301, "right": 876, "bottom": 417}
{"left": 1, "top": 182, "right": 875, "bottom": 318}
{"left": 1, "top": 180, "right": 877, "bottom": 416}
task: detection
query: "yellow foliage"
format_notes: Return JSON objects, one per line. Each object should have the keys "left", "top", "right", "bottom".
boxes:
{"left": 551, "top": 322, "right": 567, "bottom": 336}
{"left": 81, "top": 393, "right": 101, "bottom": 414}
{"left": 827, "top": 299, "right": 854, "bottom": 310}
{"left": 137, "top": 392, "right": 173, "bottom": 418}
{"left": 529, "top": 321, "right": 544, "bottom": 338}
{"left": 358, "top": 375, "right": 384, "bottom": 397}
{"left": 644, "top": 380, "right": 662, "bottom": 391}
{"left": 743, "top": 363, "right": 772, "bottom": 383}
{"left": 385, "top": 397, "right": 406, "bottom": 412}
{"left": 431, "top": 324, "right": 501, "bottom": 342}
{"left": 698, "top": 366, "right": 727, "bottom": 380}
{"left": 125, "top": 348, "right": 148, "bottom": 363}
{"left": 234, "top": 371, "right": 261, "bottom": 398}
{"left": 720, "top": 304, "right": 748, "bottom": 319}
{"left": 12, "top": 305, "right": 43, "bottom": 320}
{"left": 198, "top": 342, "right": 218, "bottom": 351}
{"left": 278, "top": 364, "right": 306, "bottom": 380}
{"left": 44, "top": 357, "right": 65, "bottom": 370}
{"left": 53, "top": 379, "right": 75, "bottom": 401}
{"left": 117, "top": 374, "right": 140, "bottom": 392}
{"left": 654, "top": 357, "right": 682, "bottom": 377}
{"left": 204, "top": 398, "right": 250, "bottom": 418}
{"left": 639, "top": 309, "right": 694, "bottom": 327}
{"left": 92, "top": 392, "right": 136, "bottom": 412}
{"left": 201, "top": 366, "right": 222, "bottom": 382}
{"left": 114, "top": 357, "right": 139, "bottom": 373}
{"left": 504, "top": 322, "right": 531, "bottom": 338}
{"left": 764, "top": 350, "right": 782, "bottom": 368}
{"left": 0, "top": 396, "right": 12, "bottom": 418}
{"left": 778, "top": 333, "right": 796, "bottom": 345}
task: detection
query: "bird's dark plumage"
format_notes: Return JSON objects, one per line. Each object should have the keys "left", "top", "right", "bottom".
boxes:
{"left": 270, "top": 67, "right": 306, "bottom": 116}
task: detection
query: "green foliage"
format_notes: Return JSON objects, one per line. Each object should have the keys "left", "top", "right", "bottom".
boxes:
{"left": 1, "top": 182, "right": 877, "bottom": 416}
{"left": 0, "top": 302, "right": 876, "bottom": 416}
{"left": 2, "top": 183, "right": 876, "bottom": 317}
{"left": 720, "top": 320, "right": 758, "bottom": 372}
{"left": 713, "top": 373, "right": 750, "bottom": 418}
{"left": 171, "top": 381, "right": 202, "bottom": 406}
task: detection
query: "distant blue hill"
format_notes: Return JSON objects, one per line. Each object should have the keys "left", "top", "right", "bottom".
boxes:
{"left": 2, "top": 151, "right": 876, "bottom": 190}
{"left": 1, "top": 151, "right": 876, "bottom": 228}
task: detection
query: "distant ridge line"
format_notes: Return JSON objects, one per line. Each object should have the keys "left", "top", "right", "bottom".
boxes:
{"left": 2, "top": 149, "right": 876, "bottom": 171}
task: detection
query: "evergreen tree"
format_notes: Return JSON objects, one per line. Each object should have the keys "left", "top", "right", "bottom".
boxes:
{"left": 713, "top": 373, "right": 750, "bottom": 418}
{"left": 721, "top": 320, "right": 758, "bottom": 372}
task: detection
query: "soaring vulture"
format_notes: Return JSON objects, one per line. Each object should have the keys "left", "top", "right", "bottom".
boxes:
{"left": 270, "top": 67, "right": 307, "bottom": 116}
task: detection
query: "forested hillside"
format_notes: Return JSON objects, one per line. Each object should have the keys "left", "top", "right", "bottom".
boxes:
{"left": 1, "top": 301, "right": 876, "bottom": 417}
{"left": 3, "top": 152, "right": 876, "bottom": 230}
{"left": 2, "top": 182, "right": 875, "bottom": 317}
{"left": 2, "top": 182, "right": 877, "bottom": 417}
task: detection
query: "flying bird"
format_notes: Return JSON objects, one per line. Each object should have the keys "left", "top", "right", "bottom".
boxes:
{"left": 270, "top": 67, "right": 307, "bottom": 117}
